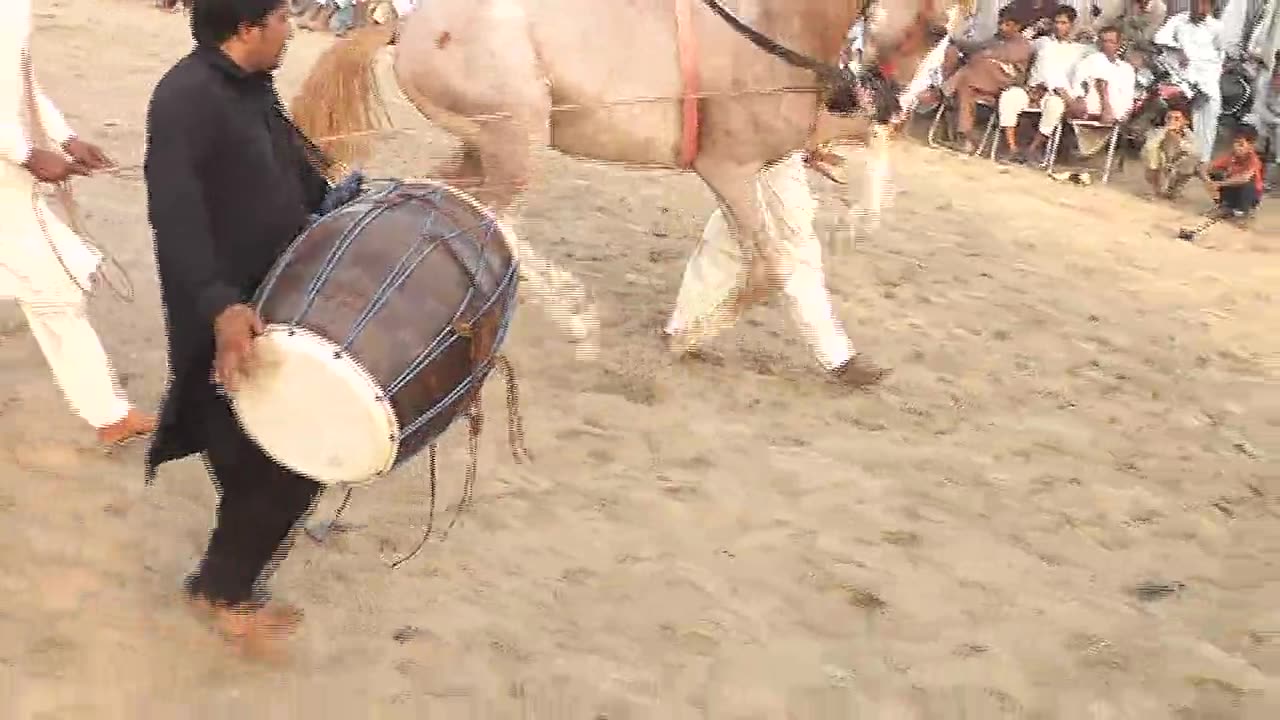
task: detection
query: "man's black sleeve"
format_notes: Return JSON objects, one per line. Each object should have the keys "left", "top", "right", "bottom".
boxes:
{"left": 144, "top": 81, "right": 241, "bottom": 327}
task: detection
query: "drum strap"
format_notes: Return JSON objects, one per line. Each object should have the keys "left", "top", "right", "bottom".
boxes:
{"left": 332, "top": 341, "right": 532, "bottom": 570}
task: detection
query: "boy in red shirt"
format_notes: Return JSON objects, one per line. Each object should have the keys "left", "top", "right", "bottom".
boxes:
{"left": 1202, "top": 125, "right": 1264, "bottom": 219}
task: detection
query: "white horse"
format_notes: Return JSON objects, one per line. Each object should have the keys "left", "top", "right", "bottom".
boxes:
{"left": 291, "top": 0, "right": 953, "bottom": 384}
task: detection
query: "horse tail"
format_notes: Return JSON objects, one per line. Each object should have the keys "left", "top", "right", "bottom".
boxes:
{"left": 290, "top": 25, "right": 395, "bottom": 179}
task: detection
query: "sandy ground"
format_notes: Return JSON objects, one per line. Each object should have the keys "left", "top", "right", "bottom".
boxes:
{"left": 1, "top": 1, "right": 1278, "bottom": 717}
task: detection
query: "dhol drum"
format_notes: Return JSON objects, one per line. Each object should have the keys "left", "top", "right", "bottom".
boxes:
{"left": 227, "top": 179, "right": 519, "bottom": 486}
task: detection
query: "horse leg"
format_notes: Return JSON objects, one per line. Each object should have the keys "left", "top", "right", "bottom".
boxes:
{"left": 396, "top": 47, "right": 599, "bottom": 359}
{"left": 843, "top": 123, "right": 894, "bottom": 241}
{"left": 663, "top": 157, "right": 774, "bottom": 354}
{"left": 687, "top": 153, "right": 888, "bottom": 386}
{"left": 471, "top": 118, "right": 600, "bottom": 360}
{"left": 437, "top": 143, "right": 484, "bottom": 191}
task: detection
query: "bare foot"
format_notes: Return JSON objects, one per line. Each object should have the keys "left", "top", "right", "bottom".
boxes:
{"left": 831, "top": 355, "right": 890, "bottom": 389}
{"left": 96, "top": 409, "right": 156, "bottom": 447}
{"left": 187, "top": 595, "right": 304, "bottom": 660}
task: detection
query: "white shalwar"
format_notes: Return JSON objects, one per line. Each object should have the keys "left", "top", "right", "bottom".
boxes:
{"left": 1154, "top": 12, "right": 1226, "bottom": 161}
{"left": 665, "top": 152, "right": 855, "bottom": 371}
{"left": 0, "top": 0, "right": 130, "bottom": 429}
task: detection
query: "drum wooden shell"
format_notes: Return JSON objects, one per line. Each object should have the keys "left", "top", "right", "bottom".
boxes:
{"left": 245, "top": 179, "right": 518, "bottom": 482}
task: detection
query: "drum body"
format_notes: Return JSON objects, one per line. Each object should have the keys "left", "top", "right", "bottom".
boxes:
{"left": 228, "top": 180, "right": 518, "bottom": 485}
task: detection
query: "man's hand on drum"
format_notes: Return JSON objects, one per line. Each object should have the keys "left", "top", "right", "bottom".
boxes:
{"left": 214, "top": 304, "right": 264, "bottom": 392}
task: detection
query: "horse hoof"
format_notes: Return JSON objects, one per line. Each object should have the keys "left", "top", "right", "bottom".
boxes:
{"left": 831, "top": 355, "right": 890, "bottom": 389}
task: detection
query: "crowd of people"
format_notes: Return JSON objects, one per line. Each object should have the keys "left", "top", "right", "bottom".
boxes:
{"left": 872, "top": 0, "right": 1279, "bottom": 221}
{"left": 154, "top": 0, "right": 413, "bottom": 36}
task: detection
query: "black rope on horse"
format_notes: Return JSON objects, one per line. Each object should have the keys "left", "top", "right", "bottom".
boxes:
{"left": 697, "top": 0, "right": 843, "bottom": 85}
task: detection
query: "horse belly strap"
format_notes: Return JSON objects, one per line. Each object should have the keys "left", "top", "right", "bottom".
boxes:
{"left": 675, "top": 0, "right": 700, "bottom": 169}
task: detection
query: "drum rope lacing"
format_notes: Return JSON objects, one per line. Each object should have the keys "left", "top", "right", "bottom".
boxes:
{"left": 276, "top": 180, "right": 530, "bottom": 568}
{"left": 383, "top": 352, "right": 529, "bottom": 570}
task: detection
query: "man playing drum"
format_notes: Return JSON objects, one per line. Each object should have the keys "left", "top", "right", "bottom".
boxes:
{"left": 143, "top": 0, "right": 333, "bottom": 651}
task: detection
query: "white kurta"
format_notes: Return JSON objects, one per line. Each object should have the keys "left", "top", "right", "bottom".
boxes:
{"left": 1247, "top": 0, "right": 1279, "bottom": 67}
{"left": 1070, "top": 51, "right": 1139, "bottom": 117}
{"left": 1154, "top": 12, "right": 1226, "bottom": 159}
{"left": 1, "top": 0, "right": 129, "bottom": 429}
{"left": 0, "top": 0, "right": 100, "bottom": 304}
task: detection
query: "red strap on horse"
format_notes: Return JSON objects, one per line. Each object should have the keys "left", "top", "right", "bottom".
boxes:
{"left": 675, "top": 0, "right": 700, "bottom": 169}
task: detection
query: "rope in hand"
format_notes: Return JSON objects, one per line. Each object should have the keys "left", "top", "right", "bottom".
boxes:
{"left": 29, "top": 178, "right": 136, "bottom": 303}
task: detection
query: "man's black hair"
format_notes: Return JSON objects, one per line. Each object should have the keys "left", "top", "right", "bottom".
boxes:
{"left": 1097, "top": 25, "right": 1121, "bottom": 40}
{"left": 189, "top": 0, "right": 285, "bottom": 47}
{"left": 1161, "top": 101, "right": 1192, "bottom": 128}
{"left": 1054, "top": 4, "right": 1079, "bottom": 23}
{"left": 1233, "top": 125, "right": 1259, "bottom": 144}
{"left": 997, "top": 7, "right": 1025, "bottom": 28}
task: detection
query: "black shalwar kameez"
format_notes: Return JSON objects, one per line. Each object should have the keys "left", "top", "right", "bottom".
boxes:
{"left": 143, "top": 45, "right": 332, "bottom": 607}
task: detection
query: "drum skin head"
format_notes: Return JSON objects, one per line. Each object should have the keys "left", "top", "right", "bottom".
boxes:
{"left": 227, "top": 324, "right": 400, "bottom": 485}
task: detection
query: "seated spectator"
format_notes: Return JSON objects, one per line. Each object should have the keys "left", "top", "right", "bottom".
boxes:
{"left": 1005, "top": 0, "right": 1096, "bottom": 40}
{"left": 1142, "top": 103, "right": 1200, "bottom": 197}
{"left": 1202, "top": 125, "right": 1265, "bottom": 218}
{"left": 997, "top": 5, "right": 1093, "bottom": 163}
{"left": 1065, "top": 26, "right": 1137, "bottom": 125}
{"left": 299, "top": 2, "right": 335, "bottom": 31}
{"left": 1098, "top": 0, "right": 1167, "bottom": 52}
{"left": 329, "top": 0, "right": 359, "bottom": 36}
{"left": 940, "top": 9, "right": 1035, "bottom": 153}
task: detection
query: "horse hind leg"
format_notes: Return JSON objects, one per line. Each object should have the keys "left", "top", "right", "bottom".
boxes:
{"left": 391, "top": 17, "right": 598, "bottom": 359}
{"left": 438, "top": 143, "right": 484, "bottom": 191}
{"left": 470, "top": 118, "right": 601, "bottom": 361}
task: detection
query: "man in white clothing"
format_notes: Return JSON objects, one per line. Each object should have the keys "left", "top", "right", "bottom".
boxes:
{"left": 662, "top": 152, "right": 888, "bottom": 388}
{"left": 1154, "top": 0, "right": 1226, "bottom": 161}
{"left": 1067, "top": 26, "right": 1139, "bottom": 122}
{"left": 1, "top": 0, "right": 154, "bottom": 445}
{"left": 998, "top": 4, "right": 1095, "bottom": 161}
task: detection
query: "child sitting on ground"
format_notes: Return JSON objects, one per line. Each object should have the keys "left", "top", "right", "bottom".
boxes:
{"left": 1142, "top": 103, "right": 1200, "bottom": 199}
{"left": 1202, "top": 125, "right": 1265, "bottom": 219}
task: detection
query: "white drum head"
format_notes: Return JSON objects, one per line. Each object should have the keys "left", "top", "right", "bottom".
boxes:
{"left": 227, "top": 324, "right": 400, "bottom": 485}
